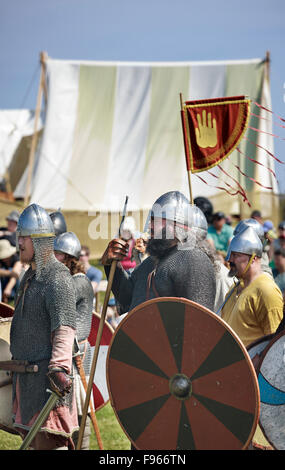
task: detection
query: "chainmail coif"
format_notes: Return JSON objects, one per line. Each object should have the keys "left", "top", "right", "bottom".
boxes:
{"left": 10, "top": 236, "right": 77, "bottom": 427}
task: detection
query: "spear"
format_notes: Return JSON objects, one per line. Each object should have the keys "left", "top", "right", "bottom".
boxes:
{"left": 76, "top": 196, "right": 129, "bottom": 450}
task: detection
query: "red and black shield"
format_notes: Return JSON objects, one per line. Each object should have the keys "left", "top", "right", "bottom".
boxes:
{"left": 107, "top": 297, "right": 259, "bottom": 450}
{"left": 0, "top": 302, "right": 14, "bottom": 319}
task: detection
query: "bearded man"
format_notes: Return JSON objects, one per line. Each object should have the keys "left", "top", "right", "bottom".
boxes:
{"left": 101, "top": 191, "right": 216, "bottom": 314}
{"left": 10, "top": 204, "right": 78, "bottom": 450}
{"left": 221, "top": 225, "right": 283, "bottom": 347}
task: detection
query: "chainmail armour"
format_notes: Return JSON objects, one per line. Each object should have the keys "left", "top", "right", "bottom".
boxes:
{"left": 73, "top": 273, "right": 94, "bottom": 375}
{"left": 10, "top": 236, "right": 77, "bottom": 426}
{"left": 72, "top": 273, "right": 94, "bottom": 417}
{"left": 105, "top": 245, "right": 216, "bottom": 314}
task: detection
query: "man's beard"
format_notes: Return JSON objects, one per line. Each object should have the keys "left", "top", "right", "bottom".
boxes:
{"left": 228, "top": 262, "right": 238, "bottom": 278}
{"left": 146, "top": 227, "right": 177, "bottom": 259}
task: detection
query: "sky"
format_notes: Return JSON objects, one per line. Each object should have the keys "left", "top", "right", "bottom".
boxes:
{"left": 1, "top": 0, "right": 285, "bottom": 190}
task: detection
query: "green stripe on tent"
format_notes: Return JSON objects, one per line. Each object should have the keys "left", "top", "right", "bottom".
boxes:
{"left": 224, "top": 62, "right": 264, "bottom": 192}
{"left": 143, "top": 66, "right": 190, "bottom": 192}
{"left": 65, "top": 65, "right": 117, "bottom": 208}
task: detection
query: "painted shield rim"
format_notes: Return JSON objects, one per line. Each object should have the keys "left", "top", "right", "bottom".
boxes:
{"left": 0, "top": 302, "right": 14, "bottom": 319}
{"left": 88, "top": 311, "right": 114, "bottom": 412}
{"left": 106, "top": 297, "right": 260, "bottom": 450}
{"left": 255, "top": 329, "right": 285, "bottom": 449}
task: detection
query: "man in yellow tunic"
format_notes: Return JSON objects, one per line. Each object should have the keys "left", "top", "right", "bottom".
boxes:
{"left": 221, "top": 225, "right": 283, "bottom": 449}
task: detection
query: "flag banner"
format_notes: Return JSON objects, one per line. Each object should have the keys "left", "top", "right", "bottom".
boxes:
{"left": 182, "top": 96, "right": 250, "bottom": 173}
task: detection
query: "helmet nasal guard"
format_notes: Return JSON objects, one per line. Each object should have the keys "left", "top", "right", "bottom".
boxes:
{"left": 16, "top": 203, "right": 55, "bottom": 244}
{"left": 226, "top": 226, "right": 263, "bottom": 262}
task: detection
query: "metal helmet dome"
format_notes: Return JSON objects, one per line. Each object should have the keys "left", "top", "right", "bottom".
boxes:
{"left": 54, "top": 231, "right": 81, "bottom": 259}
{"left": 226, "top": 226, "right": 263, "bottom": 261}
{"left": 49, "top": 210, "right": 67, "bottom": 236}
{"left": 17, "top": 204, "right": 55, "bottom": 239}
{"left": 192, "top": 205, "right": 208, "bottom": 236}
{"left": 233, "top": 218, "right": 264, "bottom": 241}
{"left": 151, "top": 191, "right": 199, "bottom": 228}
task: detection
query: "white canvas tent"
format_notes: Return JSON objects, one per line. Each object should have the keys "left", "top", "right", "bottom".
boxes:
{"left": 0, "top": 109, "right": 43, "bottom": 196}
{"left": 24, "top": 54, "right": 279, "bottom": 218}
{"left": 0, "top": 53, "right": 280, "bottom": 257}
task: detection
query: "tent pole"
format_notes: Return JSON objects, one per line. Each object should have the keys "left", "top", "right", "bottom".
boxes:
{"left": 24, "top": 51, "right": 48, "bottom": 206}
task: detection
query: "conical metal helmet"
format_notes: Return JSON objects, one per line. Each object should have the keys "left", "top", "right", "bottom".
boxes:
{"left": 192, "top": 205, "right": 208, "bottom": 236}
{"left": 151, "top": 191, "right": 199, "bottom": 227}
{"left": 226, "top": 226, "right": 263, "bottom": 261}
{"left": 54, "top": 231, "right": 81, "bottom": 259}
{"left": 17, "top": 203, "right": 55, "bottom": 238}
{"left": 49, "top": 210, "right": 67, "bottom": 236}
{"left": 233, "top": 218, "right": 264, "bottom": 241}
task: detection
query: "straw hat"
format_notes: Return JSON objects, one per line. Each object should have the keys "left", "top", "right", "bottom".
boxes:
{"left": 0, "top": 239, "right": 17, "bottom": 260}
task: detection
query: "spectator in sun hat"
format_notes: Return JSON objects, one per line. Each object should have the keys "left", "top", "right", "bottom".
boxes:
{"left": 263, "top": 220, "right": 277, "bottom": 252}
{"left": 0, "top": 210, "right": 20, "bottom": 247}
{"left": 207, "top": 211, "right": 234, "bottom": 259}
{"left": 0, "top": 239, "right": 22, "bottom": 303}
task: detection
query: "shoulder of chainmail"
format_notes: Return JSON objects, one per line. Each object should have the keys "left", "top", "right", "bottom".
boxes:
{"left": 72, "top": 272, "right": 94, "bottom": 302}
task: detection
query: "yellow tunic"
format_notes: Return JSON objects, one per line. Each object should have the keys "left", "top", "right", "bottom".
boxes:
{"left": 221, "top": 273, "right": 283, "bottom": 347}
{"left": 221, "top": 273, "right": 283, "bottom": 450}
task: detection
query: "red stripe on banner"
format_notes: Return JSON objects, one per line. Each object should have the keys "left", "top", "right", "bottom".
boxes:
{"left": 207, "top": 169, "right": 252, "bottom": 205}
{"left": 233, "top": 163, "right": 273, "bottom": 190}
{"left": 195, "top": 174, "right": 240, "bottom": 197}
{"left": 243, "top": 137, "right": 284, "bottom": 164}
{"left": 248, "top": 125, "right": 285, "bottom": 141}
{"left": 195, "top": 173, "right": 251, "bottom": 207}
{"left": 253, "top": 101, "right": 285, "bottom": 123}
{"left": 237, "top": 148, "right": 277, "bottom": 180}
{"left": 250, "top": 112, "right": 285, "bottom": 129}
{"left": 217, "top": 164, "right": 251, "bottom": 206}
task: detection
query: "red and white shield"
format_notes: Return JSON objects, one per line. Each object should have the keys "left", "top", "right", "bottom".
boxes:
{"left": 88, "top": 312, "right": 114, "bottom": 411}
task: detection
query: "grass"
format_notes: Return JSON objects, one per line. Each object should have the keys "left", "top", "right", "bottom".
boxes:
{"left": 0, "top": 402, "right": 131, "bottom": 450}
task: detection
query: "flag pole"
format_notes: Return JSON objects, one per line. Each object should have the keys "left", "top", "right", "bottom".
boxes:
{"left": 24, "top": 51, "right": 48, "bottom": 206}
{"left": 180, "top": 93, "right": 194, "bottom": 205}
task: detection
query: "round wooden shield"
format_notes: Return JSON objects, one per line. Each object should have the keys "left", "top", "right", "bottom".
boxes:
{"left": 88, "top": 311, "right": 114, "bottom": 412}
{"left": 256, "top": 330, "right": 285, "bottom": 450}
{"left": 0, "top": 302, "right": 14, "bottom": 319}
{"left": 247, "top": 334, "right": 275, "bottom": 371}
{"left": 0, "top": 317, "right": 15, "bottom": 435}
{"left": 107, "top": 297, "right": 259, "bottom": 450}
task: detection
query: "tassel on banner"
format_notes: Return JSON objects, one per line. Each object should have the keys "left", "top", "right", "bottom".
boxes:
{"left": 248, "top": 125, "right": 285, "bottom": 142}
{"left": 195, "top": 168, "right": 252, "bottom": 207}
{"left": 195, "top": 173, "right": 244, "bottom": 199}
{"left": 236, "top": 147, "right": 277, "bottom": 181}
{"left": 244, "top": 137, "right": 285, "bottom": 165}
{"left": 217, "top": 164, "right": 251, "bottom": 206}
{"left": 250, "top": 111, "right": 285, "bottom": 130}
{"left": 231, "top": 162, "right": 273, "bottom": 191}
{"left": 253, "top": 100, "right": 285, "bottom": 123}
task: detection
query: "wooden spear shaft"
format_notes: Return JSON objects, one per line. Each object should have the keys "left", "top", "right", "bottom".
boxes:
{"left": 74, "top": 354, "right": 104, "bottom": 450}
{"left": 76, "top": 196, "right": 128, "bottom": 450}
{"left": 76, "top": 259, "right": 117, "bottom": 450}
{"left": 180, "top": 93, "right": 194, "bottom": 205}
